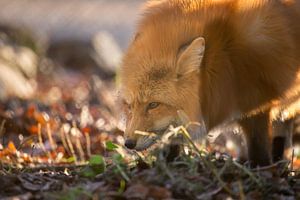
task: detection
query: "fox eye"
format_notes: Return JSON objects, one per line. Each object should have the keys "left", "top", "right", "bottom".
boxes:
{"left": 147, "top": 102, "right": 160, "bottom": 110}
{"left": 127, "top": 103, "right": 132, "bottom": 111}
{"left": 122, "top": 100, "right": 132, "bottom": 110}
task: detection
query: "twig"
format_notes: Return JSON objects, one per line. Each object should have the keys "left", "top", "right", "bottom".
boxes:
{"left": 64, "top": 127, "right": 78, "bottom": 164}
{"left": 251, "top": 160, "right": 288, "bottom": 172}
{"left": 46, "top": 123, "right": 57, "bottom": 150}
{"left": 72, "top": 122, "right": 85, "bottom": 162}
{"left": 59, "top": 126, "right": 70, "bottom": 155}
{"left": 84, "top": 131, "right": 91, "bottom": 157}
{"left": 37, "top": 123, "right": 52, "bottom": 163}
{"left": 3, "top": 162, "right": 87, "bottom": 172}
{"left": 291, "top": 148, "right": 295, "bottom": 172}
{"left": 0, "top": 120, "right": 6, "bottom": 146}
{"left": 75, "top": 137, "right": 85, "bottom": 162}
{"left": 37, "top": 124, "right": 46, "bottom": 153}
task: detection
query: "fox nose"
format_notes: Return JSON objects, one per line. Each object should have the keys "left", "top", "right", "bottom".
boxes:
{"left": 125, "top": 139, "right": 137, "bottom": 149}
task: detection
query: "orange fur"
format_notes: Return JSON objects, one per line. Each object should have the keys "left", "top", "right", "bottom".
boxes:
{"left": 120, "top": 0, "right": 300, "bottom": 166}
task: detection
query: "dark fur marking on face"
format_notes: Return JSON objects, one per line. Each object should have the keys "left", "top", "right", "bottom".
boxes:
{"left": 148, "top": 68, "right": 169, "bottom": 81}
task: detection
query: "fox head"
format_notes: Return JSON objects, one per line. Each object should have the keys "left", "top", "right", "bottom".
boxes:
{"left": 120, "top": 36, "right": 205, "bottom": 150}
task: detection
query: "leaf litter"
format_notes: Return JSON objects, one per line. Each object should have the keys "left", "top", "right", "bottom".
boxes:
{"left": 0, "top": 69, "right": 300, "bottom": 200}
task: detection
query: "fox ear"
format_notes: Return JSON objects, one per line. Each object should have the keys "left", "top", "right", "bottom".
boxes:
{"left": 176, "top": 37, "right": 205, "bottom": 78}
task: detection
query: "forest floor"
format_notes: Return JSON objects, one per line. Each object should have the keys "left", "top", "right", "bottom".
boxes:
{"left": 1, "top": 69, "right": 300, "bottom": 200}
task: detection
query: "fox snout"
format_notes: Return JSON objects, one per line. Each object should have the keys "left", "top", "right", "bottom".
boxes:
{"left": 124, "top": 138, "right": 137, "bottom": 149}
{"left": 124, "top": 129, "right": 159, "bottom": 151}
{"left": 123, "top": 116, "right": 178, "bottom": 150}
{"left": 122, "top": 110, "right": 198, "bottom": 150}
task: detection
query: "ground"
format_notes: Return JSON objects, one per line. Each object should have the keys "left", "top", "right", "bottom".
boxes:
{"left": 0, "top": 68, "right": 300, "bottom": 200}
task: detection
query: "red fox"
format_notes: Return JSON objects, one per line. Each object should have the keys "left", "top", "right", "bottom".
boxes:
{"left": 120, "top": 0, "right": 300, "bottom": 166}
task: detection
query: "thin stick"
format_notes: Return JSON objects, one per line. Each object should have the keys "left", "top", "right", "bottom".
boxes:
{"left": 64, "top": 127, "right": 78, "bottom": 164}
{"left": 84, "top": 131, "right": 91, "bottom": 157}
{"left": 59, "top": 127, "right": 70, "bottom": 155}
{"left": 0, "top": 120, "right": 6, "bottom": 146}
{"left": 75, "top": 136, "right": 85, "bottom": 162}
{"left": 1, "top": 162, "right": 86, "bottom": 171}
{"left": 72, "top": 122, "right": 85, "bottom": 162}
{"left": 251, "top": 160, "right": 288, "bottom": 172}
{"left": 37, "top": 123, "right": 46, "bottom": 153}
{"left": 46, "top": 123, "right": 57, "bottom": 150}
{"left": 37, "top": 123, "right": 52, "bottom": 162}
{"left": 291, "top": 148, "right": 295, "bottom": 172}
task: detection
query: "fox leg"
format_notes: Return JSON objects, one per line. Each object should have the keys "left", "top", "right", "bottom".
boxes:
{"left": 272, "top": 118, "right": 293, "bottom": 162}
{"left": 236, "top": 134, "right": 248, "bottom": 163}
{"left": 239, "top": 111, "right": 272, "bottom": 167}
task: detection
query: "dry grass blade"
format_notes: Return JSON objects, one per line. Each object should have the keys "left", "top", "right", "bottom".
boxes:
{"left": 46, "top": 123, "right": 57, "bottom": 150}
{"left": 0, "top": 120, "right": 6, "bottom": 138}
{"left": 134, "top": 130, "right": 156, "bottom": 137}
{"left": 238, "top": 181, "right": 246, "bottom": 200}
{"left": 37, "top": 123, "right": 52, "bottom": 163}
{"left": 0, "top": 120, "right": 6, "bottom": 149}
{"left": 37, "top": 124, "right": 46, "bottom": 154}
{"left": 75, "top": 137, "right": 85, "bottom": 162}
{"left": 291, "top": 148, "right": 295, "bottom": 172}
{"left": 84, "top": 131, "right": 91, "bottom": 157}
{"left": 59, "top": 126, "right": 70, "bottom": 155}
{"left": 71, "top": 123, "right": 85, "bottom": 162}
{"left": 64, "top": 126, "right": 78, "bottom": 164}
{"left": 232, "top": 161, "right": 262, "bottom": 188}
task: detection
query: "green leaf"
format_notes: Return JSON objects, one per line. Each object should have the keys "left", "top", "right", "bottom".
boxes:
{"left": 46, "top": 186, "right": 92, "bottom": 200}
{"left": 118, "top": 179, "right": 126, "bottom": 194}
{"left": 106, "top": 141, "right": 118, "bottom": 151}
{"left": 112, "top": 153, "right": 123, "bottom": 163}
{"left": 66, "top": 156, "right": 75, "bottom": 163}
{"left": 89, "top": 155, "right": 105, "bottom": 166}
{"left": 80, "top": 155, "right": 106, "bottom": 177}
{"left": 81, "top": 167, "right": 96, "bottom": 178}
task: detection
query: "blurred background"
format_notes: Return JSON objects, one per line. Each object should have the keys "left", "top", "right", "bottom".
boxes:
{"left": 0, "top": 0, "right": 150, "bottom": 163}
{"left": 0, "top": 0, "right": 146, "bottom": 100}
